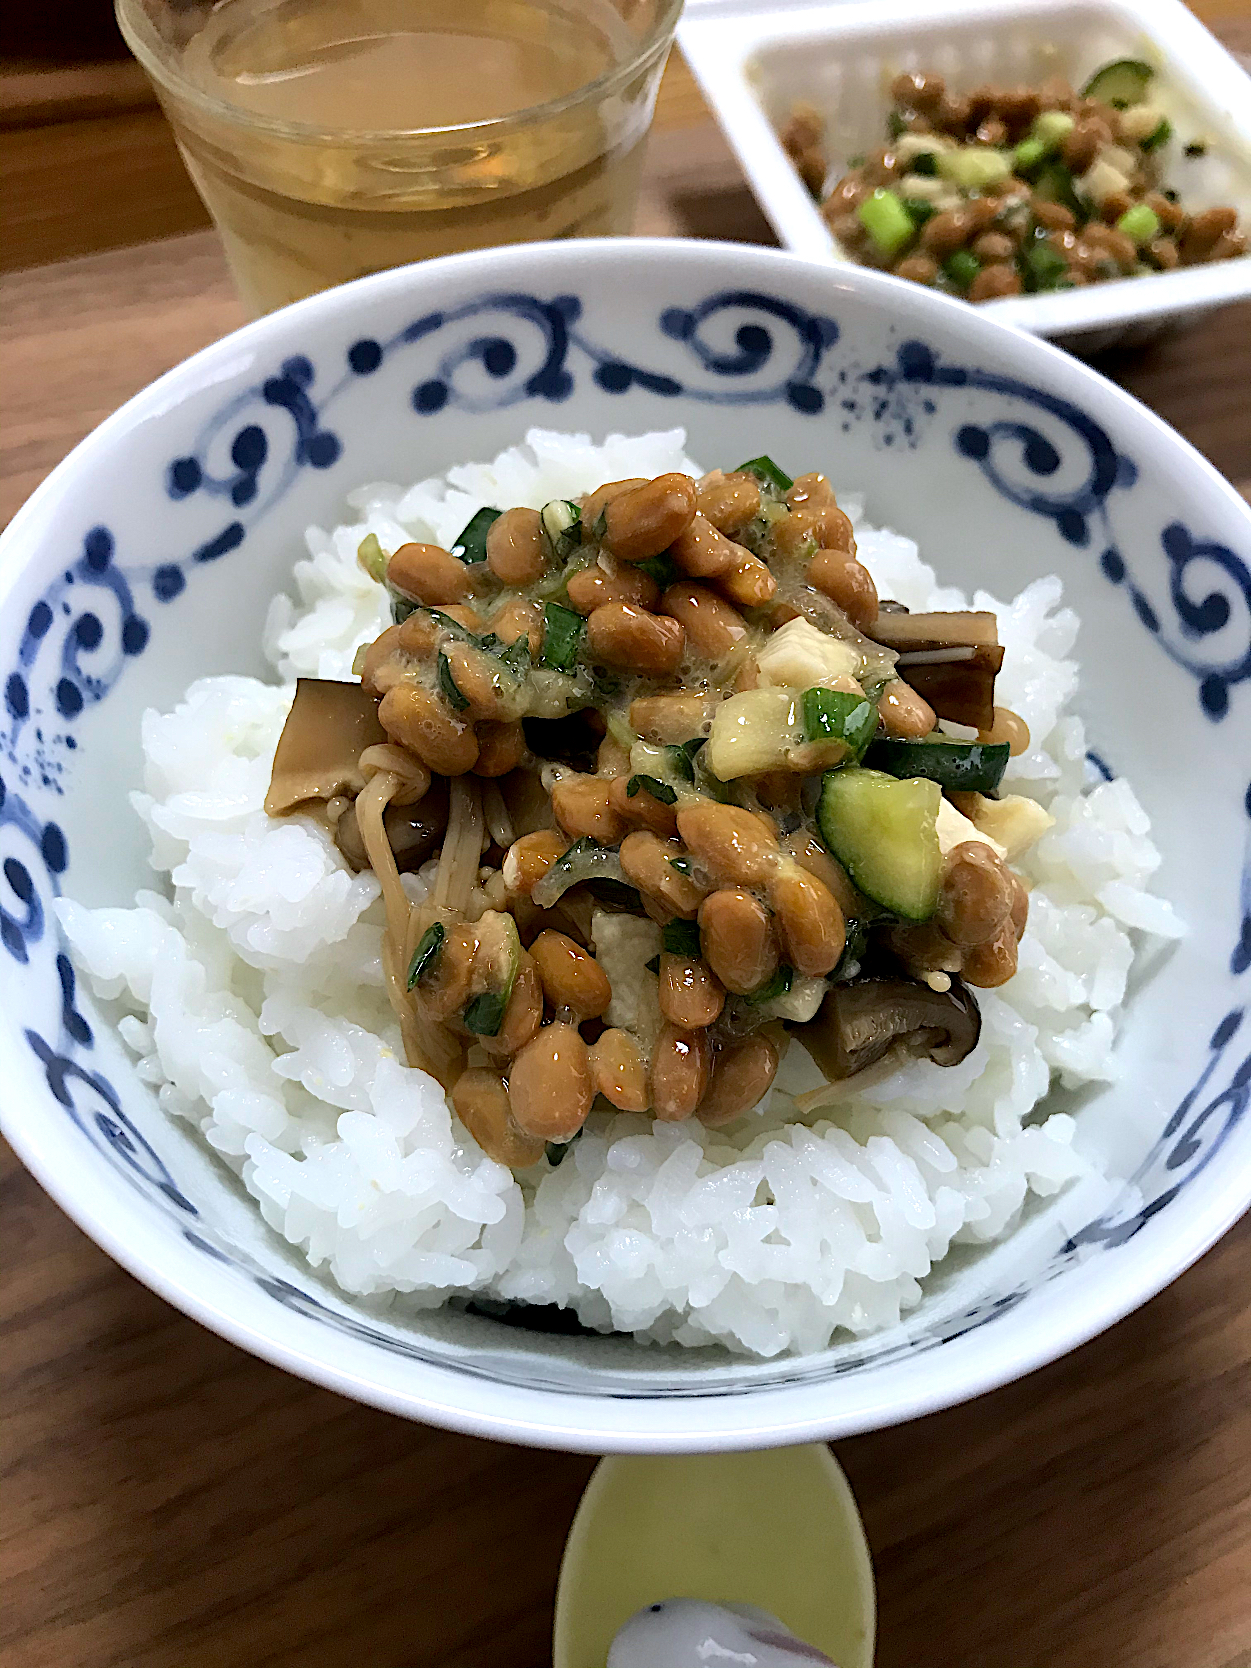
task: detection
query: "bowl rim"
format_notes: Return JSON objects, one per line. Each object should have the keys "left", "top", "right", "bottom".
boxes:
{"left": 3, "top": 234, "right": 1250, "bottom": 1451}
{"left": 677, "top": 0, "right": 1251, "bottom": 338}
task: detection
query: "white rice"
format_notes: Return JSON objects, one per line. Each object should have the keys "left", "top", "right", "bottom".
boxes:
{"left": 57, "top": 428, "right": 1183, "bottom": 1358}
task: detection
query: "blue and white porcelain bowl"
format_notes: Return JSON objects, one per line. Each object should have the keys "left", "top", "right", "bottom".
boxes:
{"left": 2, "top": 239, "right": 1248, "bottom": 1452}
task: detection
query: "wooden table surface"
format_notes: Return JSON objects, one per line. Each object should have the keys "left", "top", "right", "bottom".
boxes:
{"left": 5, "top": 31, "right": 1251, "bottom": 1668}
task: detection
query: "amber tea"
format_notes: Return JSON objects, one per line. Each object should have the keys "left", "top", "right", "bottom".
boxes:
{"left": 117, "top": 0, "right": 678, "bottom": 314}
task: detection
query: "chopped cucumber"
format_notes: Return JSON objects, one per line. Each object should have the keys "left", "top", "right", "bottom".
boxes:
{"left": 705, "top": 687, "right": 799, "bottom": 779}
{"left": 858, "top": 187, "right": 916, "bottom": 256}
{"left": 909, "top": 152, "right": 939, "bottom": 177}
{"left": 903, "top": 196, "right": 936, "bottom": 226}
{"left": 1081, "top": 58, "right": 1154, "bottom": 106}
{"left": 864, "top": 737, "right": 1010, "bottom": 794}
{"left": 540, "top": 601, "right": 585, "bottom": 673}
{"left": 406, "top": 922, "right": 445, "bottom": 989}
{"left": 463, "top": 912, "right": 521, "bottom": 1036}
{"left": 450, "top": 506, "right": 500, "bottom": 564}
{"left": 1141, "top": 117, "right": 1172, "bottom": 152}
{"left": 735, "top": 455, "right": 794, "bottom": 494}
{"left": 937, "top": 147, "right": 1012, "bottom": 191}
{"left": 1032, "top": 110, "right": 1075, "bottom": 149}
{"left": 531, "top": 837, "right": 632, "bottom": 910}
{"left": 801, "top": 687, "right": 879, "bottom": 758}
{"left": 817, "top": 767, "right": 941, "bottom": 921}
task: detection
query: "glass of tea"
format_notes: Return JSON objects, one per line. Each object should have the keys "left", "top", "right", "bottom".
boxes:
{"left": 115, "top": 0, "right": 683, "bottom": 316}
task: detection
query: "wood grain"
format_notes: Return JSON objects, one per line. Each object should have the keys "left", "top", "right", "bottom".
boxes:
{"left": 3, "top": 16, "right": 1251, "bottom": 1667}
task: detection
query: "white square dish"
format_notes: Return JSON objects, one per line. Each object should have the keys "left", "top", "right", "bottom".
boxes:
{"left": 678, "top": 0, "right": 1251, "bottom": 349}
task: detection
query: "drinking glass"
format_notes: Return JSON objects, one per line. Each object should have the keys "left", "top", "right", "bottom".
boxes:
{"left": 115, "top": 0, "right": 683, "bottom": 316}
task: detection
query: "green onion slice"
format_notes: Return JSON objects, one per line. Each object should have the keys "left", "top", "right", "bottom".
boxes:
{"left": 357, "top": 532, "right": 388, "bottom": 583}
{"left": 438, "top": 651, "right": 470, "bottom": 712}
{"left": 662, "top": 919, "right": 702, "bottom": 958}
{"left": 858, "top": 187, "right": 916, "bottom": 257}
{"left": 406, "top": 922, "right": 445, "bottom": 989}
{"left": 540, "top": 601, "right": 586, "bottom": 673}
{"left": 463, "top": 992, "right": 507, "bottom": 1036}
{"left": 540, "top": 499, "right": 583, "bottom": 560}
{"left": 734, "top": 455, "right": 794, "bottom": 494}
{"left": 451, "top": 507, "right": 500, "bottom": 564}
{"left": 748, "top": 964, "right": 794, "bottom": 1004}
{"left": 626, "top": 774, "right": 678, "bottom": 806}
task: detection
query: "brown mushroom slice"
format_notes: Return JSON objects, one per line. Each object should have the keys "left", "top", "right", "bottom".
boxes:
{"left": 264, "top": 678, "right": 387, "bottom": 817}
{"left": 867, "top": 611, "right": 1003, "bottom": 730}
{"left": 335, "top": 778, "right": 450, "bottom": 873}
{"left": 867, "top": 610, "right": 1000, "bottom": 652}
{"left": 799, "top": 976, "right": 981, "bottom": 1080}
{"left": 893, "top": 644, "right": 1005, "bottom": 731}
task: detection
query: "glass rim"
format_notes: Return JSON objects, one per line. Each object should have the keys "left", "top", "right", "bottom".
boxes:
{"left": 114, "top": 0, "right": 685, "bottom": 145}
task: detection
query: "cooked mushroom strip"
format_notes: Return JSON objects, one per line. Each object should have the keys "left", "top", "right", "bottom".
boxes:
{"left": 335, "top": 778, "right": 450, "bottom": 873}
{"left": 264, "top": 678, "right": 387, "bottom": 816}
{"left": 801, "top": 976, "right": 981, "bottom": 1079}
{"left": 866, "top": 610, "right": 1004, "bottom": 730}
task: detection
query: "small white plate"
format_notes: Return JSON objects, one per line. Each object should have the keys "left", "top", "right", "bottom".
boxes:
{"left": 552, "top": 1445, "right": 876, "bottom": 1667}
{"left": 679, "top": 0, "right": 1251, "bottom": 349}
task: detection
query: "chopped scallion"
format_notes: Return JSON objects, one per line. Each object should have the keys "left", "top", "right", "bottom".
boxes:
{"left": 943, "top": 249, "right": 982, "bottom": 291}
{"left": 637, "top": 552, "right": 677, "bottom": 588}
{"left": 438, "top": 651, "right": 470, "bottom": 712}
{"left": 540, "top": 499, "right": 582, "bottom": 560}
{"left": 540, "top": 601, "right": 585, "bottom": 673}
{"left": 1012, "top": 137, "right": 1048, "bottom": 174}
{"left": 734, "top": 455, "right": 794, "bottom": 494}
{"left": 1117, "top": 203, "right": 1161, "bottom": 244}
{"left": 450, "top": 506, "right": 500, "bottom": 564}
{"left": 858, "top": 187, "right": 916, "bottom": 256}
{"left": 662, "top": 919, "right": 702, "bottom": 958}
{"left": 463, "top": 992, "right": 507, "bottom": 1036}
{"left": 748, "top": 964, "right": 794, "bottom": 1004}
{"left": 357, "top": 532, "right": 388, "bottom": 583}
{"left": 1022, "top": 238, "right": 1070, "bottom": 291}
{"left": 406, "top": 922, "right": 445, "bottom": 989}
{"left": 627, "top": 774, "right": 678, "bottom": 805}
